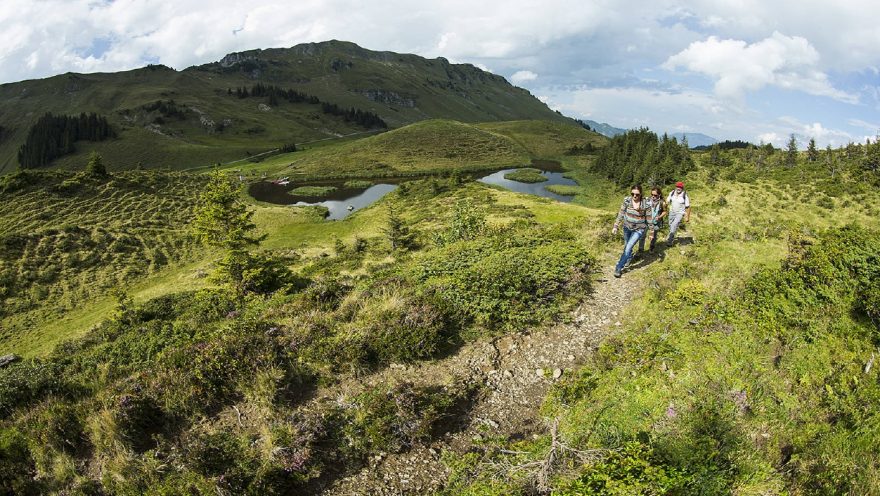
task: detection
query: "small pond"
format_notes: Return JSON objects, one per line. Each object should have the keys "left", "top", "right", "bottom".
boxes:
{"left": 249, "top": 181, "right": 399, "bottom": 220}
{"left": 477, "top": 168, "right": 578, "bottom": 203}
{"left": 249, "top": 161, "right": 579, "bottom": 220}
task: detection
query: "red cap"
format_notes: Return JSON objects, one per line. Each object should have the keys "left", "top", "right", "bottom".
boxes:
{"left": 676, "top": 181, "right": 684, "bottom": 188}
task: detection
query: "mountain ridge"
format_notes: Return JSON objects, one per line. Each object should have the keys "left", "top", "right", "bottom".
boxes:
{"left": 0, "top": 40, "right": 573, "bottom": 173}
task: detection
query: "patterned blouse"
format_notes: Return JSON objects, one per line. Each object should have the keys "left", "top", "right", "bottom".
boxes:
{"left": 616, "top": 196, "right": 655, "bottom": 231}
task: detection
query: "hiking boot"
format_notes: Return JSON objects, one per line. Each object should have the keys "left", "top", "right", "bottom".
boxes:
{"left": 614, "top": 269, "right": 622, "bottom": 278}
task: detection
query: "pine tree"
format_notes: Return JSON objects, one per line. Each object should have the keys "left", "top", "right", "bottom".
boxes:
{"left": 825, "top": 145, "right": 837, "bottom": 178}
{"left": 785, "top": 134, "right": 798, "bottom": 168}
{"left": 192, "top": 171, "right": 262, "bottom": 251}
{"left": 192, "top": 172, "right": 266, "bottom": 292}
{"left": 382, "top": 205, "right": 411, "bottom": 251}
{"left": 85, "top": 151, "right": 108, "bottom": 176}
{"left": 807, "top": 137, "right": 819, "bottom": 162}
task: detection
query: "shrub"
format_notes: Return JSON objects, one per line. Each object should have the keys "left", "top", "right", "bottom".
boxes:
{"left": 29, "top": 401, "right": 89, "bottom": 456}
{"left": 0, "top": 427, "right": 41, "bottom": 495}
{"left": 112, "top": 388, "right": 167, "bottom": 452}
{"left": 336, "top": 285, "right": 450, "bottom": 366}
{"left": 0, "top": 360, "right": 62, "bottom": 418}
{"left": 340, "top": 382, "right": 469, "bottom": 457}
{"left": 557, "top": 442, "right": 689, "bottom": 495}
{"left": 416, "top": 227, "right": 595, "bottom": 330}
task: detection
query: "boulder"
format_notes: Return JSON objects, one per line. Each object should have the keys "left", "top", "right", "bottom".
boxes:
{"left": 0, "top": 354, "right": 21, "bottom": 368}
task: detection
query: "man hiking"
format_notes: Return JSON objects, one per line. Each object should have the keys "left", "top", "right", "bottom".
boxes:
{"left": 666, "top": 181, "right": 690, "bottom": 245}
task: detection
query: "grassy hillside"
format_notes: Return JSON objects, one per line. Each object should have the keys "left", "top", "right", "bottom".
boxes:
{"left": 6, "top": 123, "right": 878, "bottom": 494}
{"left": 0, "top": 169, "right": 205, "bottom": 356}
{"left": 443, "top": 146, "right": 880, "bottom": 495}
{"left": 476, "top": 120, "right": 608, "bottom": 158}
{"left": 0, "top": 174, "right": 603, "bottom": 494}
{"left": 0, "top": 41, "right": 571, "bottom": 173}
{"left": 223, "top": 119, "right": 604, "bottom": 181}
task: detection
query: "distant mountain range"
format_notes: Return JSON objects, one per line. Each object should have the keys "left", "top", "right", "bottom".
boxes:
{"left": 669, "top": 132, "right": 718, "bottom": 148}
{"left": 0, "top": 40, "right": 578, "bottom": 173}
{"left": 581, "top": 119, "right": 627, "bottom": 137}
{"left": 581, "top": 119, "right": 718, "bottom": 148}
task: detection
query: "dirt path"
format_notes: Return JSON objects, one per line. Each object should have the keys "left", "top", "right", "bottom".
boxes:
{"left": 323, "top": 253, "right": 647, "bottom": 495}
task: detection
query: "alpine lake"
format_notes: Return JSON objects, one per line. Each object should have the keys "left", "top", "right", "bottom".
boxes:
{"left": 248, "top": 160, "right": 578, "bottom": 220}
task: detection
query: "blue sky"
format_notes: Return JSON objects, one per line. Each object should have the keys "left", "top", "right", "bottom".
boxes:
{"left": 1, "top": 0, "right": 877, "bottom": 147}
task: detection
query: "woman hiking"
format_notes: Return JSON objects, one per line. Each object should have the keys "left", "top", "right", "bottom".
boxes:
{"left": 641, "top": 186, "right": 667, "bottom": 253}
{"left": 611, "top": 184, "right": 655, "bottom": 278}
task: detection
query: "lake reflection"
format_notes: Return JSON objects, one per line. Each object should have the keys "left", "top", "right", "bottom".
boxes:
{"left": 477, "top": 168, "right": 578, "bottom": 202}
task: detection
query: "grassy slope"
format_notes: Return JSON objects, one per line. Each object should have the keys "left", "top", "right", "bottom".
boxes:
{"left": 0, "top": 120, "right": 606, "bottom": 357}
{"left": 446, "top": 153, "right": 880, "bottom": 494}
{"left": 221, "top": 119, "right": 605, "bottom": 181}
{"left": 0, "top": 170, "right": 206, "bottom": 356}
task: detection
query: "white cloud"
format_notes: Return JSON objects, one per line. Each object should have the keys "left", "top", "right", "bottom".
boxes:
{"left": 848, "top": 118, "right": 880, "bottom": 132}
{"left": 511, "top": 70, "right": 537, "bottom": 84}
{"left": 1, "top": 0, "right": 878, "bottom": 150}
{"left": 760, "top": 116, "right": 863, "bottom": 147}
{"left": 663, "top": 32, "right": 858, "bottom": 103}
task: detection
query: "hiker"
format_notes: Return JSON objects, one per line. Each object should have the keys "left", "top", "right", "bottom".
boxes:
{"left": 639, "top": 186, "right": 666, "bottom": 253}
{"left": 611, "top": 184, "right": 654, "bottom": 278}
{"left": 666, "top": 181, "right": 690, "bottom": 245}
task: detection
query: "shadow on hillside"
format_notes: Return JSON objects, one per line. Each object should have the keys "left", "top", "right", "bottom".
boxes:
{"left": 621, "top": 234, "right": 695, "bottom": 273}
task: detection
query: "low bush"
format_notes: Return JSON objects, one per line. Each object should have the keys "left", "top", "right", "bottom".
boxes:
{"left": 0, "top": 427, "right": 40, "bottom": 495}
{"left": 416, "top": 225, "right": 595, "bottom": 330}
{"left": 340, "top": 382, "right": 471, "bottom": 457}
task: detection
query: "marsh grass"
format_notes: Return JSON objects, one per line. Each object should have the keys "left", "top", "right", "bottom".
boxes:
{"left": 503, "top": 168, "right": 547, "bottom": 183}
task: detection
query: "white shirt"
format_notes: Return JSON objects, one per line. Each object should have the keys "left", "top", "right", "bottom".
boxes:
{"left": 667, "top": 190, "right": 690, "bottom": 214}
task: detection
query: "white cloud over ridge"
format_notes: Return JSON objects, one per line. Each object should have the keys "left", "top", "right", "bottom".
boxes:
{"left": 663, "top": 32, "right": 858, "bottom": 104}
{"left": 511, "top": 70, "right": 538, "bottom": 84}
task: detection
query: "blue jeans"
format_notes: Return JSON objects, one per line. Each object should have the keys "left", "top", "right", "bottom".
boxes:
{"left": 638, "top": 224, "right": 658, "bottom": 252}
{"left": 616, "top": 227, "right": 644, "bottom": 272}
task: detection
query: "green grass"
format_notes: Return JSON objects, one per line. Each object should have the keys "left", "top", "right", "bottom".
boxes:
{"left": 0, "top": 170, "right": 206, "bottom": 356}
{"left": 503, "top": 168, "right": 547, "bottom": 183}
{"left": 543, "top": 184, "right": 578, "bottom": 195}
{"left": 289, "top": 185, "right": 337, "bottom": 197}
{"left": 476, "top": 120, "right": 608, "bottom": 158}
{"left": 445, "top": 153, "right": 880, "bottom": 494}
{"left": 343, "top": 179, "right": 374, "bottom": 188}
{"left": 277, "top": 119, "right": 532, "bottom": 179}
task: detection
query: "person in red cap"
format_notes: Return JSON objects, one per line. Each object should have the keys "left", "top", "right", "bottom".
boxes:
{"left": 665, "top": 181, "right": 690, "bottom": 245}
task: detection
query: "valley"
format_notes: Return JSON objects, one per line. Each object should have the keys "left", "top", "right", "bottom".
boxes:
{"left": 1, "top": 41, "right": 880, "bottom": 496}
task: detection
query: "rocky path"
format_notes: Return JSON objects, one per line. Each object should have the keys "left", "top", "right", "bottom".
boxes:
{"left": 323, "top": 253, "right": 647, "bottom": 495}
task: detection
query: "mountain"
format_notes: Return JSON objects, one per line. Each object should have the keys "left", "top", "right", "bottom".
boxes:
{"left": 578, "top": 120, "right": 718, "bottom": 149}
{"left": 581, "top": 119, "right": 626, "bottom": 137}
{"left": 0, "top": 40, "right": 571, "bottom": 174}
{"left": 669, "top": 132, "right": 717, "bottom": 148}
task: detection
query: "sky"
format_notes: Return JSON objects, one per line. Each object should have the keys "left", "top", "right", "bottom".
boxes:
{"left": 1, "top": 0, "right": 878, "bottom": 147}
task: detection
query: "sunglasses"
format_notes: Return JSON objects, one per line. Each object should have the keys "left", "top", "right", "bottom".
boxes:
{"left": 631, "top": 192, "right": 641, "bottom": 196}
{"left": 651, "top": 194, "right": 659, "bottom": 198}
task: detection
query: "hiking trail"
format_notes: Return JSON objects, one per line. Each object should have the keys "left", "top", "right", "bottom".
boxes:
{"left": 321, "top": 251, "right": 649, "bottom": 495}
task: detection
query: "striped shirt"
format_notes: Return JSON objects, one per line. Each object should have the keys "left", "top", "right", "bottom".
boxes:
{"left": 616, "top": 196, "right": 654, "bottom": 231}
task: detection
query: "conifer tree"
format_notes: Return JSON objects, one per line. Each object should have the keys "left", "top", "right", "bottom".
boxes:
{"left": 192, "top": 171, "right": 262, "bottom": 251}
{"left": 807, "top": 137, "right": 819, "bottom": 162}
{"left": 86, "top": 151, "right": 108, "bottom": 176}
{"left": 382, "top": 205, "right": 411, "bottom": 251}
{"left": 192, "top": 172, "right": 266, "bottom": 292}
{"left": 785, "top": 134, "right": 798, "bottom": 168}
